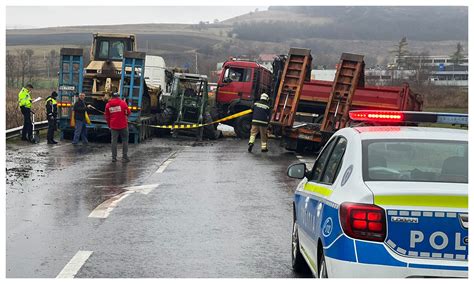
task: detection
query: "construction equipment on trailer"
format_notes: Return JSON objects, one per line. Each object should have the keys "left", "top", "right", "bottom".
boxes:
{"left": 57, "top": 33, "right": 167, "bottom": 143}
{"left": 57, "top": 48, "right": 84, "bottom": 140}
{"left": 213, "top": 58, "right": 273, "bottom": 138}
{"left": 319, "top": 53, "right": 365, "bottom": 143}
{"left": 82, "top": 33, "right": 161, "bottom": 116}
{"left": 158, "top": 73, "right": 220, "bottom": 140}
{"left": 270, "top": 48, "right": 312, "bottom": 135}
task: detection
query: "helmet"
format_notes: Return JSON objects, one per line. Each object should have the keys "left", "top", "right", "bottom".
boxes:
{"left": 260, "top": 93, "right": 269, "bottom": 101}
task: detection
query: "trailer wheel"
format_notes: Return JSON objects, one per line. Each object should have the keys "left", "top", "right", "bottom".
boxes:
{"left": 233, "top": 114, "right": 252, "bottom": 139}
{"left": 203, "top": 113, "right": 221, "bottom": 140}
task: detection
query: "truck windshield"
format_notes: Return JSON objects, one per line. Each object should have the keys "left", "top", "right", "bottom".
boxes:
{"left": 223, "top": 67, "right": 251, "bottom": 82}
{"left": 362, "top": 139, "right": 468, "bottom": 183}
{"left": 96, "top": 39, "right": 131, "bottom": 61}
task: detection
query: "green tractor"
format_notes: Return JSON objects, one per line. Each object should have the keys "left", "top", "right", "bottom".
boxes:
{"left": 158, "top": 73, "right": 221, "bottom": 140}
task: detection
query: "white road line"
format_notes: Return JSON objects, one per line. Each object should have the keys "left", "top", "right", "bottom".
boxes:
{"left": 156, "top": 158, "right": 174, "bottom": 173}
{"left": 56, "top": 250, "right": 93, "bottom": 278}
{"left": 124, "top": 183, "right": 159, "bottom": 195}
{"left": 88, "top": 191, "right": 131, "bottom": 218}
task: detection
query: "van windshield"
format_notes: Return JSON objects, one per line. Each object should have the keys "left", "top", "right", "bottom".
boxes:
{"left": 363, "top": 139, "right": 468, "bottom": 183}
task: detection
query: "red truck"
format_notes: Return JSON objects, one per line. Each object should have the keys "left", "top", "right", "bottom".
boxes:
{"left": 214, "top": 51, "right": 423, "bottom": 151}
{"left": 213, "top": 58, "right": 273, "bottom": 138}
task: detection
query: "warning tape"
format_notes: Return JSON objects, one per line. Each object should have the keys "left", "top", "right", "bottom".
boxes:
{"left": 148, "top": 109, "right": 253, "bottom": 129}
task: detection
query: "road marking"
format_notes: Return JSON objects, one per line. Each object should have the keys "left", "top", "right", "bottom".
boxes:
{"left": 156, "top": 158, "right": 174, "bottom": 173}
{"left": 88, "top": 192, "right": 131, "bottom": 218}
{"left": 56, "top": 250, "right": 93, "bottom": 278}
{"left": 89, "top": 184, "right": 159, "bottom": 218}
{"left": 124, "top": 183, "right": 159, "bottom": 195}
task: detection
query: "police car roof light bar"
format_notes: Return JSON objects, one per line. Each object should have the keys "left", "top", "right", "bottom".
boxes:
{"left": 349, "top": 110, "right": 468, "bottom": 126}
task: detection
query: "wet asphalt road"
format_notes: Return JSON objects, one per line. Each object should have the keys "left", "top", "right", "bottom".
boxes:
{"left": 6, "top": 134, "right": 314, "bottom": 278}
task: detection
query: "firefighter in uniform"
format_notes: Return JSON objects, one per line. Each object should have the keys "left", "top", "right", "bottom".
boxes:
{"left": 18, "top": 84, "right": 34, "bottom": 142}
{"left": 248, "top": 93, "right": 271, "bottom": 153}
{"left": 45, "top": 91, "right": 58, "bottom": 144}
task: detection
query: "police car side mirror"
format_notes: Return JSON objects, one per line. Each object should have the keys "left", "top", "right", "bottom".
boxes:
{"left": 287, "top": 163, "right": 307, "bottom": 179}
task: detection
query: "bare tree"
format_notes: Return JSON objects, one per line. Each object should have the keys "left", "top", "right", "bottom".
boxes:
{"left": 25, "top": 49, "right": 35, "bottom": 83}
{"left": 45, "top": 49, "right": 58, "bottom": 87}
{"left": 16, "top": 49, "right": 29, "bottom": 87}
{"left": 6, "top": 51, "right": 17, "bottom": 87}
{"left": 406, "top": 51, "right": 432, "bottom": 86}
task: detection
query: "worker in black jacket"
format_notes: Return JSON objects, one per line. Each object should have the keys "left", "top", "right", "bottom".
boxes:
{"left": 45, "top": 91, "right": 58, "bottom": 144}
{"left": 248, "top": 93, "right": 271, "bottom": 153}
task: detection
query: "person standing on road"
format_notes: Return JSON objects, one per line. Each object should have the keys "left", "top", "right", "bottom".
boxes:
{"left": 45, "top": 91, "right": 59, "bottom": 144}
{"left": 248, "top": 93, "right": 271, "bottom": 153}
{"left": 72, "top": 93, "right": 89, "bottom": 145}
{"left": 105, "top": 92, "right": 131, "bottom": 162}
{"left": 18, "top": 84, "right": 34, "bottom": 142}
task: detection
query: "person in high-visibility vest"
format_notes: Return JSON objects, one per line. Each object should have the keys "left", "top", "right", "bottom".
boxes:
{"left": 248, "top": 93, "right": 271, "bottom": 153}
{"left": 18, "top": 84, "right": 34, "bottom": 142}
{"left": 45, "top": 91, "right": 58, "bottom": 144}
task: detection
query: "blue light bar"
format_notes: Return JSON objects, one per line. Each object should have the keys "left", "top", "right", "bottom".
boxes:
{"left": 436, "top": 113, "right": 468, "bottom": 125}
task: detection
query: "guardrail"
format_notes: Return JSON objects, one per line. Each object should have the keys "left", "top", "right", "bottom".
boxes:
{"left": 6, "top": 121, "right": 48, "bottom": 140}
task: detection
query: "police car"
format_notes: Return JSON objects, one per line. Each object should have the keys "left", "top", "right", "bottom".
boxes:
{"left": 287, "top": 110, "right": 468, "bottom": 278}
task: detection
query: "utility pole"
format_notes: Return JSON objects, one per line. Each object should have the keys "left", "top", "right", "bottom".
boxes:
{"left": 195, "top": 52, "right": 198, "bottom": 74}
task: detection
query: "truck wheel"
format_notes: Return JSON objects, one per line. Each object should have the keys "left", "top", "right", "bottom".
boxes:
{"left": 233, "top": 114, "right": 252, "bottom": 139}
{"left": 292, "top": 217, "right": 308, "bottom": 273}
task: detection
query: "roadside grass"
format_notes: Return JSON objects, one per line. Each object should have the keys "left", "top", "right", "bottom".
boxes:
{"left": 6, "top": 88, "right": 50, "bottom": 129}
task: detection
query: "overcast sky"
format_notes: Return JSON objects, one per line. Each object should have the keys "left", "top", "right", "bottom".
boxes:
{"left": 6, "top": 6, "right": 268, "bottom": 29}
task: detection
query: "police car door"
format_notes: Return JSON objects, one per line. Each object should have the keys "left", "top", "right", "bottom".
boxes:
{"left": 297, "top": 136, "right": 348, "bottom": 270}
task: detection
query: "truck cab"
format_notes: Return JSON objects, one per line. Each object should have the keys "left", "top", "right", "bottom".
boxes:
{"left": 214, "top": 59, "right": 272, "bottom": 138}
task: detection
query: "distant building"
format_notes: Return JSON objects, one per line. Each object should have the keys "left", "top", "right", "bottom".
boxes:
{"left": 429, "top": 70, "right": 468, "bottom": 87}
{"left": 311, "top": 70, "right": 337, "bottom": 81}
{"left": 258, "top": 54, "right": 277, "bottom": 71}
{"left": 390, "top": 55, "right": 468, "bottom": 69}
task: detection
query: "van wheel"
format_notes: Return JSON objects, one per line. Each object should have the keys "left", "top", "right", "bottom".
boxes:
{"left": 292, "top": 218, "right": 307, "bottom": 272}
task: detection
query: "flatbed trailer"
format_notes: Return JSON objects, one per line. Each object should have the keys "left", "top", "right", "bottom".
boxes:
{"left": 280, "top": 80, "right": 423, "bottom": 151}
{"left": 271, "top": 49, "right": 424, "bottom": 152}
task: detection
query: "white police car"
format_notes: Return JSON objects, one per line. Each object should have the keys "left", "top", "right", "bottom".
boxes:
{"left": 287, "top": 111, "right": 468, "bottom": 278}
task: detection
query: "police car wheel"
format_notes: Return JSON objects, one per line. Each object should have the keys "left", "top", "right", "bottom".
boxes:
{"left": 318, "top": 254, "right": 328, "bottom": 278}
{"left": 291, "top": 219, "right": 307, "bottom": 272}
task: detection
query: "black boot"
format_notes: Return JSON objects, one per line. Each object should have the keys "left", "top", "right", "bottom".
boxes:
{"left": 248, "top": 143, "right": 254, "bottom": 153}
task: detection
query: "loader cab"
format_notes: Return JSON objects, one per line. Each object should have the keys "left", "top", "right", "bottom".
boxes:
{"left": 91, "top": 33, "right": 136, "bottom": 62}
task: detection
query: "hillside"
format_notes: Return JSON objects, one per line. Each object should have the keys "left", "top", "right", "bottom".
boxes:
{"left": 6, "top": 6, "right": 468, "bottom": 76}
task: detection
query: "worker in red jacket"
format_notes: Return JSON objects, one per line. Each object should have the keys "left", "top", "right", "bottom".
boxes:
{"left": 105, "top": 92, "right": 131, "bottom": 162}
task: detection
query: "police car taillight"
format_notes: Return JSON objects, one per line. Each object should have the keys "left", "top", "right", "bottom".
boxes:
{"left": 340, "top": 203, "right": 386, "bottom": 242}
{"left": 349, "top": 110, "right": 468, "bottom": 125}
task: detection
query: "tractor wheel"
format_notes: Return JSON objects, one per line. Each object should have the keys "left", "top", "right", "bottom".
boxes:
{"left": 233, "top": 114, "right": 252, "bottom": 139}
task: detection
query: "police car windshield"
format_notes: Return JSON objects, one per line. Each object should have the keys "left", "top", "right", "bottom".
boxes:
{"left": 362, "top": 139, "right": 468, "bottom": 183}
